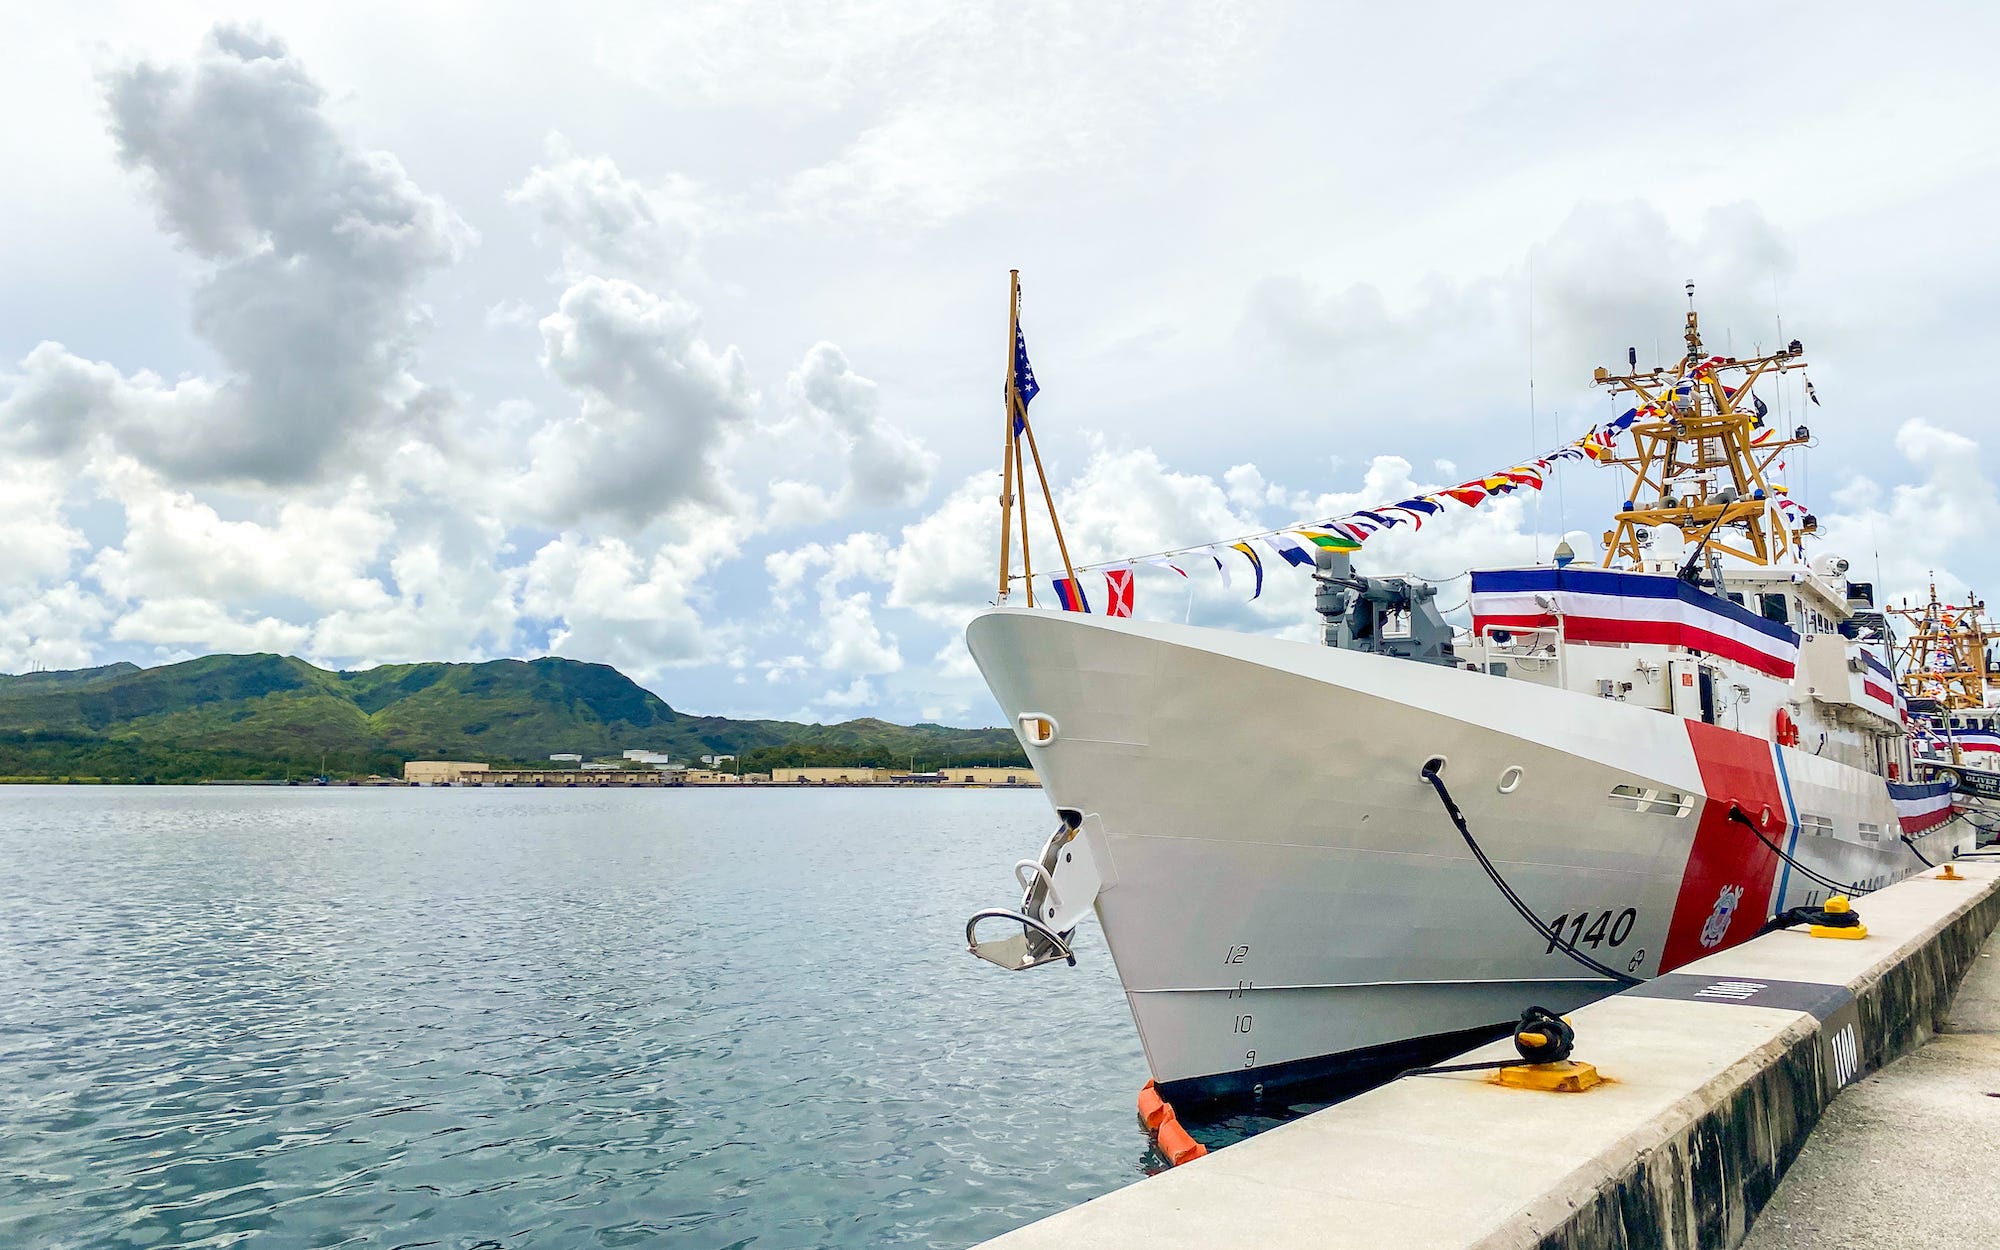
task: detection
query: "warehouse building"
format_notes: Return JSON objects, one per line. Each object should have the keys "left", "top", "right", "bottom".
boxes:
{"left": 403, "top": 761, "right": 489, "bottom": 784}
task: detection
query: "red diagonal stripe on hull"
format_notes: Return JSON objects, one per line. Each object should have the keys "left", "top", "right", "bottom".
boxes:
{"left": 1660, "top": 722, "right": 1786, "bottom": 973}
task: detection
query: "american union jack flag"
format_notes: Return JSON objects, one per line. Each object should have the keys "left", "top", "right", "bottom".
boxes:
{"left": 1012, "top": 325, "right": 1038, "bottom": 433}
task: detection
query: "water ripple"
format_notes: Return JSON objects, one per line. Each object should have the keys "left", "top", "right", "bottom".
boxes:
{"left": 0, "top": 787, "right": 1148, "bottom": 1248}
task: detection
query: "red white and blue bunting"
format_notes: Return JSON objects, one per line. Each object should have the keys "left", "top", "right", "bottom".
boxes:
{"left": 1888, "top": 780, "right": 1955, "bottom": 835}
{"left": 1468, "top": 565, "right": 1802, "bottom": 679}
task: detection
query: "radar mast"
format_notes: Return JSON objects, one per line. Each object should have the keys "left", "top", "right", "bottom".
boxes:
{"left": 1590, "top": 284, "right": 1813, "bottom": 569}
{"left": 1890, "top": 581, "right": 2000, "bottom": 710}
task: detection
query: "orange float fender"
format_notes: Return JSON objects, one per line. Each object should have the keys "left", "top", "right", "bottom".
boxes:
{"left": 1154, "top": 1112, "right": 1207, "bottom": 1167}
{"left": 1136, "top": 1080, "right": 1170, "bottom": 1130}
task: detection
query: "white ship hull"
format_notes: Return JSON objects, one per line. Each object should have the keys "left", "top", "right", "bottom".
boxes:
{"left": 967, "top": 607, "right": 1971, "bottom": 1102}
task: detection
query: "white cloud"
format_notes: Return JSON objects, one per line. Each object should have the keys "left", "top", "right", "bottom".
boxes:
{"left": 767, "top": 2, "right": 1267, "bottom": 227}
{"left": 817, "top": 675, "right": 877, "bottom": 710}
{"left": 0, "top": 342, "right": 222, "bottom": 466}
{"left": 514, "top": 276, "right": 754, "bottom": 529}
{"left": 2, "top": 25, "right": 470, "bottom": 488}
{"left": 1224, "top": 463, "right": 1287, "bottom": 511}
{"left": 1816, "top": 419, "right": 2000, "bottom": 611}
{"left": 0, "top": 461, "right": 87, "bottom": 598}
{"left": 880, "top": 441, "right": 1577, "bottom": 712}
{"left": 509, "top": 133, "right": 707, "bottom": 284}
{"left": 760, "top": 654, "right": 809, "bottom": 684}
{"left": 516, "top": 528, "right": 735, "bottom": 679}
{"left": 87, "top": 462, "right": 395, "bottom": 614}
{"left": 594, "top": 1, "right": 1268, "bottom": 228}
{"left": 888, "top": 448, "right": 1299, "bottom": 639}
{"left": 0, "top": 585, "right": 111, "bottom": 673}
{"left": 305, "top": 525, "right": 520, "bottom": 667}
{"left": 818, "top": 592, "right": 902, "bottom": 674}
{"left": 485, "top": 298, "right": 537, "bottom": 329}
{"left": 1243, "top": 200, "right": 1801, "bottom": 435}
{"left": 764, "top": 343, "right": 935, "bottom": 526}
{"left": 3, "top": 7, "right": 2000, "bottom": 733}
{"left": 109, "top": 598, "right": 312, "bottom": 655}
{"left": 600, "top": 1, "right": 959, "bottom": 110}
{"left": 765, "top": 532, "right": 902, "bottom": 676}
{"left": 887, "top": 471, "right": 1003, "bottom": 627}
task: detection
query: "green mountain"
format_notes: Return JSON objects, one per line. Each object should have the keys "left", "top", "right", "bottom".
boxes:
{"left": 0, "top": 655, "right": 1026, "bottom": 782}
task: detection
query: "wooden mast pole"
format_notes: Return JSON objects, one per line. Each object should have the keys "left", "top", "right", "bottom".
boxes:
{"left": 998, "top": 268, "right": 1079, "bottom": 604}
{"left": 1019, "top": 416, "right": 1079, "bottom": 593}
{"left": 997, "top": 270, "right": 1021, "bottom": 603}
{"left": 1014, "top": 434, "right": 1034, "bottom": 605}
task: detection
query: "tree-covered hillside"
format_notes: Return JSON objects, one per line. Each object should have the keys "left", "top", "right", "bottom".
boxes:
{"left": 0, "top": 655, "right": 1026, "bottom": 782}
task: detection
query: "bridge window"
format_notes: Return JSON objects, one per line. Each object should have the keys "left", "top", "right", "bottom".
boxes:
{"left": 1760, "top": 593, "right": 1790, "bottom": 625}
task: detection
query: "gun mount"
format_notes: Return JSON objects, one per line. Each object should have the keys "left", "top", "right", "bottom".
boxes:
{"left": 1313, "top": 548, "right": 1458, "bottom": 668}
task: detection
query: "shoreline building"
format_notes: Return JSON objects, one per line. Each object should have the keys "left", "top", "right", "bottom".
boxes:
{"left": 772, "top": 765, "right": 1038, "bottom": 787}
{"left": 772, "top": 766, "right": 897, "bottom": 785}
{"left": 682, "top": 769, "right": 755, "bottom": 784}
{"left": 402, "top": 761, "right": 489, "bottom": 785}
{"left": 933, "top": 766, "right": 1036, "bottom": 787}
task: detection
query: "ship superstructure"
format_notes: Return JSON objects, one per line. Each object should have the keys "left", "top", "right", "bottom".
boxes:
{"left": 1893, "top": 582, "right": 2000, "bottom": 826}
{"left": 963, "top": 285, "right": 1971, "bottom": 1103}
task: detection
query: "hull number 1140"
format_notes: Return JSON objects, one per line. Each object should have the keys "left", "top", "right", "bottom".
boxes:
{"left": 1544, "top": 908, "right": 1637, "bottom": 953}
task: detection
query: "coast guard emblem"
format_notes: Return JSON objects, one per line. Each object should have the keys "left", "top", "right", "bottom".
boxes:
{"left": 1700, "top": 885, "right": 1745, "bottom": 949}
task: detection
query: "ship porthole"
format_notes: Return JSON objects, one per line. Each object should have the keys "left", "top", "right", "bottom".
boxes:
{"left": 1498, "top": 765, "right": 1524, "bottom": 794}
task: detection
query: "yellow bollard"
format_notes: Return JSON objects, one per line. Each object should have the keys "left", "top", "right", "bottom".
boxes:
{"left": 1492, "top": 1061, "right": 1604, "bottom": 1092}
{"left": 1810, "top": 894, "right": 1868, "bottom": 940}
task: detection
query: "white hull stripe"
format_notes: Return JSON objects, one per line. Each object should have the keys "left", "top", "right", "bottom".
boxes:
{"left": 1919, "top": 728, "right": 2000, "bottom": 755}
{"left": 1859, "top": 678, "right": 1899, "bottom": 720}
{"left": 1848, "top": 648, "right": 1912, "bottom": 716}
{"left": 1772, "top": 742, "right": 1804, "bottom": 906}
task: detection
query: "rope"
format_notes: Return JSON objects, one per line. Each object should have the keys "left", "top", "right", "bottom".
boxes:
{"left": 1958, "top": 808, "right": 2000, "bottom": 837}
{"left": 1901, "top": 833, "right": 1937, "bottom": 869}
{"left": 1757, "top": 902, "right": 1866, "bottom": 938}
{"left": 1396, "top": 1005, "right": 1575, "bottom": 1080}
{"left": 1399, "top": 1058, "right": 1521, "bottom": 1077}
{"left": 1419, "top": 761, "right": 1641, "bottom": 986}
{"left": 1726, "top": 805, "right": 1875, "bottom": 897}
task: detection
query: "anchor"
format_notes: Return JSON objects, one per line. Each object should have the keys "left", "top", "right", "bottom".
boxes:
{"left": 965, "top": 810, "right": 1104, "bottom": 971}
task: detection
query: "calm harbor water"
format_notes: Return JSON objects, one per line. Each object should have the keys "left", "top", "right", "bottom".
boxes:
{"left": 0, "top": 786, "right": 1176, "bottom": 1249}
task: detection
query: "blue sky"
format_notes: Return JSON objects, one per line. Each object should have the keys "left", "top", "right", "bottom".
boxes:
{"left": 3, "top": 3, "right": 1998, "bottom": 726}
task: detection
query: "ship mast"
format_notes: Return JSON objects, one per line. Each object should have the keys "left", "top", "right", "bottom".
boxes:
{"left": 1590, "top": 283, "right": 1813, "bottom": 570}
{"left": 995, "top": 271, "right": 1078, "bottom": 605}
{"left": 1889, "top": 580, "right": 2000, "bottom": 710}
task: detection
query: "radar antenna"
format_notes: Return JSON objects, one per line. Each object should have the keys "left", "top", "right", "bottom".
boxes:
{"left": 1590, "top": 287, "right": 1813, "bottom": 569}
{"left": 1890, "top": 580, "right": 1999, "bottom": 711}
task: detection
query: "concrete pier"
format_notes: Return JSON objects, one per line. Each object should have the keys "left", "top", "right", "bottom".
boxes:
{"left": 1739, "top": 923, "right": 2000, "bottom": 1249}
{"left": 974, "top": 861, "right": 2000, "bottom": 1250}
